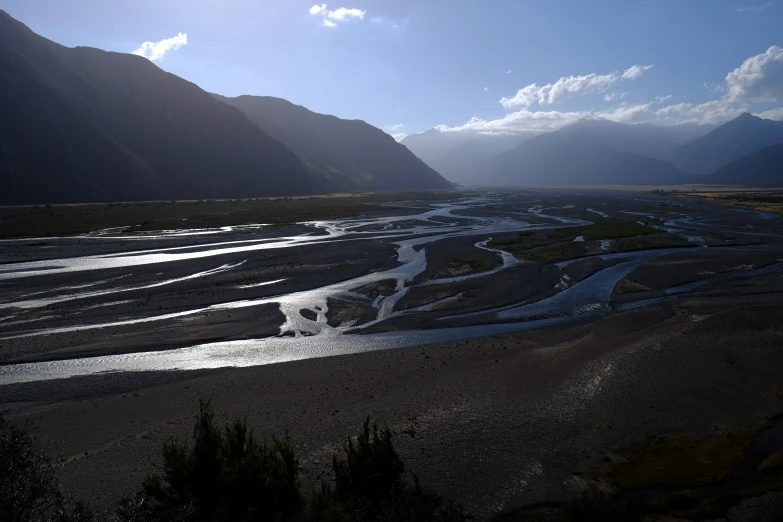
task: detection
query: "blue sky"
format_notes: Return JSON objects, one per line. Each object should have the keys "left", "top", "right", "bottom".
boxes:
{"left": 3, "top": 0, "right": 783, "bottom": 139}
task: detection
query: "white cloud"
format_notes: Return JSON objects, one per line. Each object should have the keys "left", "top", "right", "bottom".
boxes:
{"left": 603, "top": 92, "right": 628, "bottom": 102}
{"left": 621, "top": 64, "right": 654, "bottom": 80}
{"left": 654, "top": 95, "right": 673, "bottom": 104}
{"left": 326, "top": 7, "right": 365, "bottom": 20}
{"left": 499, "top": 64, "right": 654, "bottom": 108}
{"left": 309, "top": 4, "right": 366, "bottom": 26}
{"left": 484, "top": 86, "right": 489, "bottom": 92}
{"left": 132, "top": 32, "right": 188, "bottom": 62}
{"left": 384, "top": 124, "right": 407, "bottom": 141}
{"left": 704, "top": 81, "right": 726, "bottom": 93}
{"left": 655, "top": 99, "right": 748, "bottom": 124}
{"left": 735, "top": 2, "right": 773, "bottom": 12}
{"left": 501, "top": 69, "right": 512, "bottom": 74}
{"left": 435, "top": 110, "right": 588, "bottom": 134}
{"left": 755, "top": 107, "right": 783, "bottom": 120}
{"left": 726, "top": 46, "right": 783, "bottom": 102}
{"left": 371, "top": 16, "right": 384, "bottom": 22}
{"left": 597, "top": 103, "right": 652, "bottom": 123}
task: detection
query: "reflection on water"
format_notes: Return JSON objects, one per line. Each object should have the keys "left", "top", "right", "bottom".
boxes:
{"left": 1, "top": 194, "right": 781, "bottom": 384}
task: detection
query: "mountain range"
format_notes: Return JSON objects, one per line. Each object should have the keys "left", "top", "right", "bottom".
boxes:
{"left": 404, "top": 114, "right": 783, "bottom": 187}
{"left": 2, "top": 8, "right": 783, "bottom": 205}
{"left": 0, "top": 10, "right": 449, "bottom": 205}
{"left": 213, "top": 95, "right": 447, "bottom": 191}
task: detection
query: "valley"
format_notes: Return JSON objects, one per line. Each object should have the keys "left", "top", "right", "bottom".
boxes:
{"left": 2, "top": 189, "right": 783, "bottom": 519}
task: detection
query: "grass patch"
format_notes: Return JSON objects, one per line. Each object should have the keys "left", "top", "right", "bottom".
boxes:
{"left": 707, "top": 232, "right": 737, "bottom": 241}
{"left": 605, "top": 432, "right": 751, "bottom": 489}
{"left": 521, "top": 243, "right": 592, "bottom": 263}
{"left": 0, "top": 191, "right": 469, "bottom": 239}
{"left": 760, "top": 448, "right": 783, "bottom": 472}
{"left": 445, "top": 253, "right": 501, "bottom": 276}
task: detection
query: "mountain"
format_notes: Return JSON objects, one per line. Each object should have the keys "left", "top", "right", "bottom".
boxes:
{"left": 214, "top": 95, "right": 451, "bottom": 191}
{"left": 671, "top": 113, "right": 783, "bottom": 174}
{"left": 709, "top": 143, "right": 783, "bottom": 187}
{"left": 401, "top": 130, "right": 534, "bottom": 182}
{"left": 0, "top": 10, "right": 331, "bottom": 205}
{"left": 402, "top": 120, "right": 716, "bottom": 183}
{"left": 461, "top": 118, "right": 685, "bottom": 186}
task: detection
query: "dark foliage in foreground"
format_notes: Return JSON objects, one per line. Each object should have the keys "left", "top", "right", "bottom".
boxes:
{"left": 0, "top": 413, "right": 93, "bottom": 522}
{"left": 117, "top": 400, "right": 469, "bottom": 521}
{"left": 0, "top": 399, "right": 465, "bottom": 522}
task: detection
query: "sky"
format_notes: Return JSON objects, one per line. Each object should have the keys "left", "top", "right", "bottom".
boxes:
{"left": 3, "top": 0, "right": 783, "bottom": 140}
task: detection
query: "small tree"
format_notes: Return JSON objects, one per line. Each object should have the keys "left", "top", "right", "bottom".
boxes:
{"left": 0, "top": 413, "right": 92, "bottom": 522}
{"left": 123, "top": 399, "right": 302, "bottom": 522}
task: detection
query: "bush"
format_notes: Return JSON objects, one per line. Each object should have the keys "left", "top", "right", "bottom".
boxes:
{"left": 116, "top": 403, "right": 469, "bottom": 522}
{"left": 0, "top": 412, "right": 93, "bottom": 522}
{"left": 118, "top": 399, "right": 302, "bottom": 521}
{"left": 311, "top": 418, "right": 470, "bottom": 521}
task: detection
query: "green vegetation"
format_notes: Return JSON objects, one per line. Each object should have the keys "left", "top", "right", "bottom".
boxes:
{"left": 605, "top": 432, "right": 751, "bottom": 489}
{"left": 699, "top": 191, "right": 783, "bottom": 216}
{"left": 0, "top": 191, "right": 469, "bottom": 239}
{"left": 487, "top": 219, "right": 657, "bottom": 264}
{"left": 1, "top": 403, "right": 469, "bottom": 522}
{"left": 445, "top": 253, "right": 501, "bottom": 276}
{"left": 0, "top": 413, "right": 92, "bottom": 522}
{"left": 760, "top": 448, "right": 783, "bottom": 471}
{"left": 707, "top": 232, "right": 737, "bottom": 241}
{"left": 521, "top": 243, "right": 592, "bottom": 263}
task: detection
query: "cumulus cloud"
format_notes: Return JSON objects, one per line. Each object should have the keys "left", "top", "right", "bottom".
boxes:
{"left": 704, "top": 81, "right": 726, "bottom": 93}
{"left": 755, "top": 107, "right": 783, "bottom": 120}
{"left": 654, "top": 95, "right": 673, "bottom": 104}
{"left": 598, "top": 103, "right": 652, "bottom": 123}
{"left": 435, "top": 110, "right": 588, "bottom": 134}
{"left": 309, "top": 4, "right": 366, "bottom": 26}
{"left": 132, "top": 32, "right": 188, "bottom": 61}
{"left": 499, "top": 64, "right": 654, "bottom": 108}
{"left": 726, "top": 46, "right": 783, "bottom": 102}
{"left": 735, "top": 2, "right": 772, "bottom": 12}
{"left": 621, "top": 64, "right": 654, "bottom": 80}
{"left": 603, "top": 92, "right": 628, "bottom": 102}
{"left": 655, "top": 99, "right": 748, "bottom": 124}
{"left": 383, "top": 124, "right": 407, "bottom": 141}
{"left": 501, "top": 69, "right": 512, "bottom": 74}
{"left": 484, "top": 87, "right": 489, "bottom": 92}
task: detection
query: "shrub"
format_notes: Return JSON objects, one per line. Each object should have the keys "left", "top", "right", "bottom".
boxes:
{"left": 0, "top": 412, "right": 93, "bottom": 522}
{"left": 118, "top": 399, "right": 302, "bottom": 521}
{"left": 310, "top": 418, "right": 469, "bottom": 521}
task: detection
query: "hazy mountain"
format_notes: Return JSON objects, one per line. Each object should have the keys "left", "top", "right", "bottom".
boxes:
{"left": 671, "top": 113, "right": 783, "bottom": 174}
{"left": 214, "top": 95, "right": 451, "bottom": 191}
{"left": 461, "top": 118, "right": 685, "bottom": 186}
{"left": 0, "top": 10, "right": 328, "bottom": 205}
{"left": 403, "top": 120, "right": 717, "bottom": 183}
{"left": 709, "top": 143, "right": 783, "bottom": 187}
{"left": 401, "top": 131, "right": 534, "bottom": 182}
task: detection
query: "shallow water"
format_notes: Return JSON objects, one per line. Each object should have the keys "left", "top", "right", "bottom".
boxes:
{"left": 1, "top": 193, "right": 781, "bottom": 384}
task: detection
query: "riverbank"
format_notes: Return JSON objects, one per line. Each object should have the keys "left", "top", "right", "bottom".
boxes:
{"left": 3, "top": 289, "right": 783, "bottom": 520}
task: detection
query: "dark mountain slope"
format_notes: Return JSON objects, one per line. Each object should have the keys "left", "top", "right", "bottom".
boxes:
{"left": 215, "top": 95, "right": 452, "bottom": 190}
{"left": 0, "top": 10, "right": 326, "bottom": 204}
{"left": 709, "top": 143, "right": 783, "bottom": 187}
{"left": 671, "top": 113, "right": 783, "bottom": 174}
